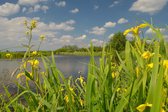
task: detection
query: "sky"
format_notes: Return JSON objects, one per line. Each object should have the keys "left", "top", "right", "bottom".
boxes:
{"left": 0, "top": 0, "right": 168, "bottom": 51}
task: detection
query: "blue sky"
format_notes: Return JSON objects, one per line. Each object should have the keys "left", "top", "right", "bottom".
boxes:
{"left": 0, "top": 0, "right": 168, "bottom": 51}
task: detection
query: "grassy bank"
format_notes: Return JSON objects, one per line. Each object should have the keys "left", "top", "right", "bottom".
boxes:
{"left": 0, "top": 20, "right": 167, "bottom": 112}
{"left": 0, "top": 51, "right": 101, "bottom": 59}
{"left": 54, "top": 51, "right": 101, "bottom": 56}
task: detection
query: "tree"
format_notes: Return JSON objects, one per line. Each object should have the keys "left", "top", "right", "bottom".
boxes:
{"left": 55, "top": 45, "right": 79, "bottom": 53}
{"left": 107, "top": 32, "right": 127, "bottom": 51}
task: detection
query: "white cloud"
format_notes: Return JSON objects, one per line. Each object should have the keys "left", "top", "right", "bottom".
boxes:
{"left": 0, "top": 3, "right": 20, "bottom": 16}
{"left": 0, "top": 17, "right": 76, "bottom": 50}
{"left": 145, "top": 28, "right": 153, "bottom": 34}
{"left": 146, "top": 28, "right": 166, "bottom": 34}
{"left": 129, "top": 0, "right": 168, "bottom": 14}
{"left": 114, "top": 1, "right": 119, "bottom": 4}
{"left": 89, "top": 26, "right": 106, "bottom": 35}
{"left": 59, "top": 35, "right": 73, "bottom": 43}
{"left": 126, "top": 33, "right": 134, "bottom": 41}
{"left": 75, "top": 35, "right": 87, "bottom": 40}
{"left": 108, "top": 33, "right": 114, "bottom": 39}
{"left": 70, "top": 8, "right": 79, "bottom": 14}
{"left": 91, "top": 39, "right": 104, "bottom": 46}
{"left": 51, "top": 34, "right": 87, "bottom": 47}
{"left": 117, "top": 18, "right": 128, "bottom": 24}
{"left": 47, "top": 19, "right": 75, "bottom": 31}
{"left": 104, "top": 21, "right": 116, "bottom": 28}
{"left": 18, "top": 0, "right": 47, "bottom": 6}
{"left": 27, "top": 4, "right": 49, "bottom": 13}
{"left": 55, "top": 1, "right": 66, "bottom": 7}
{"left": 94, "top": 5, "right": 99, "bottom": 10}
{"left": 109, "top": 1, "right": 119, "bottom": 8}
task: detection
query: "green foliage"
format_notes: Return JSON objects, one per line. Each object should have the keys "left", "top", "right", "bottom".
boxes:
{"left": 55, "top": 45, "right": 79, "bottom": 53}
{"left": 107, "top": 32, "right": 127, "bottom": 51}
{"left": 0, "top": 22, "right": 168, "bottom": 112}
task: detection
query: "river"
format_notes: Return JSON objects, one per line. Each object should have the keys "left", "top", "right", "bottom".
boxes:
{"left": 0, "top": 55, "right": 99, "bottom": 85}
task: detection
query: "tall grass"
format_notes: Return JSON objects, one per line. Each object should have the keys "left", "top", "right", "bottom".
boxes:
{"left": 0, "top": 21, "right": 167, "bottom": 112}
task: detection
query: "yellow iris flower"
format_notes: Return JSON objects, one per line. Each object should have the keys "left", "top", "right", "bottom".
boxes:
{"left": 64, "top": 95, "right": 69, "bottom": 103}
{"left": 163, "top": 60, "right": 168, "bottom": 69}
{"left": 136, "top": 103, "right": 152, "bottom": 112}
{"left": 31, "top": 51, "right": 38, "bottom": 56}
{"left": 31, "top": 20, "right": 37, "bottom": 29}
{"left": 147, "top": 63, "right": 154, "bottom": 69}
{"left": 5, "top": 53, "right": 12, "bottom": 59}
{"left": 112, "top": 71, "right": 119, "bottom": 78}
{"left": 77, "top": 76, "right": 84, "bottom": 84}
{"left": 123, "top": 23, "right": 149, "bottom": 36}
{"left": 141, "top": 51, "right": 153, "bottom": 59}
{"left": 16, "top": 72, "right": 24, "bottom": 79}
{"left": 28, "top": 59, "right": 39, "bottom": 68}
{"left": 16, "top": 72, "right": 32, "bottom": 80}
{"left": 137, "top": 103, "right": 165, "bottom": 112}
{"left": 40, "top": 35, "right": 46, "bottom": 41}
{"left": 79, "top": 99, "right": 84, "bottom": 106}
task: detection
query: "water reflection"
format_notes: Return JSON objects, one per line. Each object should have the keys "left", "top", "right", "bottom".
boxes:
{"left": 0, "top": 55, "right": 99, "bottom": 85}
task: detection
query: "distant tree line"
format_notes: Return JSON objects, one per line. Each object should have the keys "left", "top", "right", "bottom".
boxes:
{"left": 54, "top": 45, "right": 103, "bottom": 53}
{"left": 55, "top": 32, "right": 127, "bottom": 54}
{"left": 0, "top": 32, "right": 129, "bottom": 58}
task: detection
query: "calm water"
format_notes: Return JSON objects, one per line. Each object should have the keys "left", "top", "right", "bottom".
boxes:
{"left": 0, "top": 55, "right": 99, "bottom": 85}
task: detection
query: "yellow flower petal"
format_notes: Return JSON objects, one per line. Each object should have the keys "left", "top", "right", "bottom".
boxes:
{"left": 147, "top": 63, "right": 154, "bottom": 69}
{"left": 142, "top": 51, "right": 153, "bottom": 59}
{"left": 161, "top": 108, "right": 165, "bottom": 112}
{"left": 28, "top": 59, "right": 39, "bottom": 68}
{"left": 40, "top": 35, "right": 46, "bottom": 41}
{"left": 64, "top": 95, "right": 69, "bottom": 103}
{"left": 5, "top": 53, "right": 12, "bottom": 59}
{"left": 123, "top": 23, "right": 149, "bottom": 36}
{"left": 31, "top": 20, "right": 37, "bottom": 29}
{"left": 163, "top": 60, "right": 168, "bottom": 69}
{"left": 117, "top": 88, "right": 121, "bottom": 92}
{"left": 138, "top": 23, "right": 149, "bottom": 29}
{"left": 123, "top": 28, "right": 132, "bottom": 36}
{"left": 136, "top": 103, "right": 152, "bottom": 112}
{"left": 77, "top": 76, "right": 84, "bottom": 84}
{"left": 16, "top": 72, "right": 24, "bottom": 79}
{"left": 79, "top": 99, "right": 84, "bottom": 106}
{"left": 31, "top": 51, "right": 38, "bottom": 56}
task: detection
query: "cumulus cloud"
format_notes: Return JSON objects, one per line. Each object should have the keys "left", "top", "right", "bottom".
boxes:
{"left": 55, "top": 1, "right": 66, "bottom": 7}
{"left": 146, "top": 28, "right": 166, "bottom": 34}
{"left": 0, "top": 16, "right": 76, "bottom": 50}
{"left": 104, "top": 21, "right": 116, "bottom": 28}
{"left": 89, "top": 26, "right": 106, "bottom": 35}
{"left": 47, "top": 19, "right": 75, "bottom": 31}
{"left": 129, "top": 0, "right": 168, "bottom": 14}
{"left": 27, "top": 4, "right": 49, "bottom": 13}
{"left": 109, "top": 1, "right": 119, "bottom": 8}
{"left": 117, "top": 18, "right": 128, "bottom": 24}
{"left": 18, "top": 0, "right": 47, "bottom": 6}
{"left": 91, "top": 39, "right": 104, "bottom": 46}
{"left": 70, "top": 8, "right": 79, "bottom": 14}
{"left": 0, "top": 3, "right": 20, "bottom": 16}
{"left": 75, "top": 35, "right": 87, "bottom": 40}
{"left": 50, "top": 34, "right": 87, "bottom": 48}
